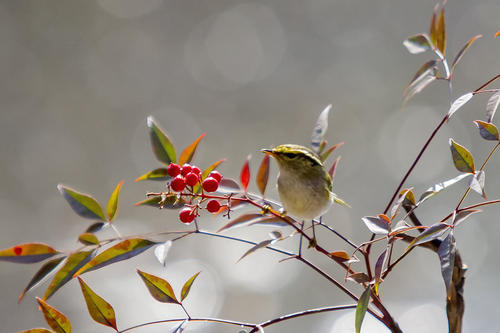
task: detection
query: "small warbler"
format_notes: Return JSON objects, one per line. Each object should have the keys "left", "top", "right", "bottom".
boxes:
{"left": 262, "top": 144, "right": 334, "bottom": 221}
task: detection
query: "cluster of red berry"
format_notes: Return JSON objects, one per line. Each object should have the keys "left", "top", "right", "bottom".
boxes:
{"left": 166, "top": 163, "right": 223, "bottom": 224}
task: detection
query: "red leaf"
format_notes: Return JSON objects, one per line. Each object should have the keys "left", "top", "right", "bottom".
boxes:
{"left": 256, "top": 154, "right": 270, "bottom": 195}
{"left": 240, "top": 155, "right": 251, "bottom": 192}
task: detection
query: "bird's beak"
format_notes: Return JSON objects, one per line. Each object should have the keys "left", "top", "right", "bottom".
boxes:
{"left": 261, "top": 149, "right": 274, "bottom": 156}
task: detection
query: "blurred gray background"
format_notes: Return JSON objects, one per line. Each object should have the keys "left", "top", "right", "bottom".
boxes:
{"left": 1, "top": 0, "right": 500, "bottom": 332}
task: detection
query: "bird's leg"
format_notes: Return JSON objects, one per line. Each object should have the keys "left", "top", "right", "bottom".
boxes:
{"left": 308, "top": 220, "right": 317, "bottom": 248}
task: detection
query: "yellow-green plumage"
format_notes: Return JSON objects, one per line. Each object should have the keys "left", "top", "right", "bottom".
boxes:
{"left": 263, "top": 144, "right": 333, "bottom": 220}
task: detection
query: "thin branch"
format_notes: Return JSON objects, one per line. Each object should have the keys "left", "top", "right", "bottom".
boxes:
{"left": 118, "top": 317, "right": 257, "bottom": 333}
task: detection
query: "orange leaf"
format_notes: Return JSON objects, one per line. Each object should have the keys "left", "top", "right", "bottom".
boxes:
{"left": 37, "top": 298, "right": 72, "bottom": 333}
{"left": 0, "top": 243, "right": 59, "bottom": 264}
{"left": 178, "top": 133, "right": 206, "bottom": 165}
{"left": 256, "top": 154, "right": 270, "bottom": 195}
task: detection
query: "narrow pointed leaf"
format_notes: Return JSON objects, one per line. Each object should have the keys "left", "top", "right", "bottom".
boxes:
{"left": 447, "top": 92, "right": 473, "bottom": 118}
{"left": 86, "top": 222, "right": 106, "bottom": 233}
{"left": 449, "top": 139, "right": 475, "bottom": 173}
{"left": 454, "top": 209, "right": 481, "bottom": 227}
{"left": 418, "top": 173, "right": 470, "bottom": 204}
{"left": 57, "top": 185, "right": 105, "bottom": 220}
{"left": 402, "top": 62, "right": 437, "bottom": 107}
{"left": 44, "top": 250, "right": 95, "bottom": 300}
{"left": 311, "top": 104, "right": 332, "bottom": 153}
{"left": 237, "top": 239, "right": 274, "bottom": 262}
{"left": 135, "top": 168, "right": 170, "bottom": 182}
{"left": 37, "top": 298, "right": 72, "bottom": 333}
{"left": 451, "top": 35, "right": 482, "bottom": 73}
{"left": 154, "top": 241, "right": 172, "bottom": 267}
{"left": 329, "top": 251, "right": 350, "bottom": 262}
{"left": 469, "top": 170, "right": 486, "bottom": 198}
{"left": 78, "top": 233, "right": 99, "bottom": 246}
{"left": 178, "top": 133, "right": 206, "bottom": 165}
{"left": 77, "top": 277, "right": 117, "bottom": 330}
{"left": 403, "top": 33, "right": 432, "bottom": 54}
{"left": 329, "top": 156, "right": 341, "bottom": 180}
{"left": 137, "top": 269, "right": 178, "bottom": 304}
{"left": 438, "top": 233, "right": 456, "bottom": 293}
{"left": 18, "top": 257, "right": 65, "bottom": 303}
{"left": 256, "top": 154, "right": 270, "bottom": 195}
{"left": 429, "top": 3, "right": 438, "bottom": 48}
{"left": 192, "top": 159, "right": 226, "bottom": 193}
{"left": 436, "top": 6, "right": 446, "bottom": 55}
{"left": 74, "top": 239, "right": 157, "bottom": 277}
{"left": 374, "top": 250, "right": 387, "bottom": 284}
{"left": 333, "top": 193, "right": 351, "bottom": 207}
{"left": 361, "top": 216, "right": 389, "bottom": 235}
{"left": 240, "top": 156, "right": 251, "bottom": 192}
{"left": 19, "top": 329, "right": 53, "bottom": 333}
{"left": 486, "top": 91, "right": 500, "bottom": 123}
{"left": 147, "top": 116, "right": 176, "bottom": 165}
{"left": 248, "top": 215, "right": 289, "bottom": 228}
{"left": 106, "top": 180, "right": 124, "bottom": 222}
{"left": 135, "top": 195, "right": 184, "bottom": 209}
{"left": 320, "top": 142, "right": 344, "bottom": 162}
{"left": 218, "top": 213, "right": 265, "bottom": 232}
{"left": 216, "top": 178, "right": 241, "bottom": 194}
{"left": 347, "top": 273, "right": 370, "bottom": 284}
{"left": 0, "top": 243, "right": 59, "bottom": 264}
{"left": 318, "top": 139, "right": 327, "bottom": 154}
{"left": 409, "top": 222, "right": 449, "bottom": 248}
{"left": 474, "top": 120, "right": 499, "bottom": 141}
{"left": 181, "top": 271, "right": 201, "bottom": 301}
{"left": 390, "top": 188, "right": 412, "bottom": 220}
{"left": 355, "top": 288, "right": 370, "bottom": 333}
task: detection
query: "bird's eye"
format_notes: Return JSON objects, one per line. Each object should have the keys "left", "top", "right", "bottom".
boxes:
{"left": 283, "top": 152, "right": 296, "bottom": 159}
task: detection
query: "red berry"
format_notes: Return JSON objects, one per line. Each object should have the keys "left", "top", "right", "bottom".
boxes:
{"left": 170, "top": 175, "right": 186, "bottom": 192}
{"left": 185, "top": 172, "right": 199, "bottom": 187}
{"left": 179, "top": 208, "right": 195, "bottom": 224}
{"left": 191, "top": 166, "right": 201, "bottom": 175}
{"left": 181, "top": 164, "right": 192, "bottom": 176}
{"left": 13, "top": 246, "right": 22, "bottom": 255}
{"left": 209, "top": 171, "right": 222, "bottom": 182}
{"left": 202, "top": 177, "right": 219, "bottom": 192}
{"left": 206, "top": 199, "right": 221, "bottom": 213}
{"left": 167, "top": 163, "right": 181, "bottom": 177}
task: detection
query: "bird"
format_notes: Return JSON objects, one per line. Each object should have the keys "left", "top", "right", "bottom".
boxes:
{"left": 262, "top": 144, "right": 345, "bottom": 247}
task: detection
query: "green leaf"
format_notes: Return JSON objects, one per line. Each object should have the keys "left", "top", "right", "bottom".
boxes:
{"left": 74, "top": 239, "right": 157, "bottom": 277}
{"left": 403, "top": 33, "right": 432, "bottom": 54}
{"left": 438, "top": 233, "right": 456, "bottom": 294}
{"left": 192, "top": 159, "right": 226, "bottom": 193}
{"left": 256, "top": 154, "right": 270, "bottom": 195}
{"left": 320, "top": 142, "right": 344, "bottom": 162}
{"left": 106, "top": 180, "right": 124, "bottom": 222}
{"left": 311, "top": 104, "right": 331, "bottom": 153}
{"left": 355, "top": 287, "right": 370, "bottom": 333}
{"left": 137, "top": 269, "right": 179, "bottom": 304}
{"left": 37, "top": 298, "right": 72, "bottom": 333}
{"left": 486, "top": 91, "right": 500, "bottom": 123}
{"left": 77, "top": 277, "right": 117, "bottom": 330}
{"left": 447, "top": 92, "right": 473, "bottom": 119}
{"left": 0, "top": 243, "right": 59, "bottom": 264}
{"left": 474, "top": 120, "right": 499, "bottom": 141}
{"left": 78, "top": 233, "right": 99, "bottom": 246}
{"left": 180, "top": 271, "right": 201, "bottom": 301}
{"left": 134, "top": 195, "right": 184, "bottom": 209}
{"left": 147, "top": 116, "right": 176, "bottom": 165}
{"left": 178, "top": 133, "right": 206, "bottom": 165}
{"left": 18, "top": 257, "right": 65, "bottom": 303}
{"left": 57, "top": 185, "right": 105, "bottom": 221}
{"left": 451, "top": 35, "right": 482, "bottom": 73}
{"left": 449, "top": 139, "right": 475, "bottom": 173}
{"left": 135, "top": 168, "right": 170, "bottom": 182}
{"left": 43, "top": 250, "right": 95, "bottom": 301}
